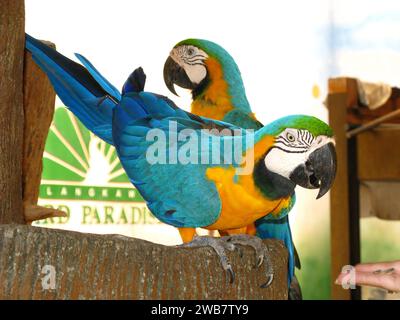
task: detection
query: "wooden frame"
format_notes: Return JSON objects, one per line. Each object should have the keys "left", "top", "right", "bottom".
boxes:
{"left": 327, "top": 77, "right": 400, "bottom": 300}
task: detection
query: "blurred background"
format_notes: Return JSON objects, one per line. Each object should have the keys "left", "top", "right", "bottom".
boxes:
{"left": 26, "top": 0, "right": 400, "bottom": 299}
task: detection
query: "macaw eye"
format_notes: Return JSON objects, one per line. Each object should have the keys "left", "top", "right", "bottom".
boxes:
{"left": 286, "top": 132, "right": 295, "bottom": 142}
{"left": 187, "top": 48, "right": 195, "bottom": 56}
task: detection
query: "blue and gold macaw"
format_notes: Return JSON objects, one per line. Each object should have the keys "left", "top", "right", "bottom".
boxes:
{"left": 25, "top": 34, "right": 336, "bottom": 289}
{"left": 163, "top": 39, "right": 326, "bottom": 298}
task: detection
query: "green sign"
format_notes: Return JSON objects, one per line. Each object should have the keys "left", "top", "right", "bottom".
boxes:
{"left": 40, "top": 107, "right": 143, "bottom": 201}
{"left": 35, "top": 107, "right": 163, "bottom": 227}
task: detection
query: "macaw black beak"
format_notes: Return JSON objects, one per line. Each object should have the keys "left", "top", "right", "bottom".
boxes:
{"left": 163, "top": 56, "right": 195, "bottom": 96}
{"left": 289, "top": 142, "right": 337, "bottom": 199}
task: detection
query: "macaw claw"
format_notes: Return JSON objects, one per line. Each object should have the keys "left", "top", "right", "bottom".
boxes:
{"left": 178, "top": 236, "right": 237, "bottom": 284}
{"left": 260, "top": 274, "right": 274, "bottom": 288}
{"left": 224, "top": 234, "right": 269, "bottom": 269}
{"left": 223, "top": 234, "right": 274, "bottom": 288}
{"left": 257, "top": 257, "right": 264, "bottom": 268}
{"left": 178, "top": 234, "right": 274, "bottom": 288}
{"left": 227, "top": 265, "right": 235, "bottom": 284}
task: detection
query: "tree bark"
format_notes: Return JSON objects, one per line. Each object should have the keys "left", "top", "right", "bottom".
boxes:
{"left": 23, "top": 48, "right": 56, "bottom": 206}
{"left": 0, "top": 0, "right": 25, "bottom": 224}
{"left": 23, "top": 45, "right": 66, "bottom": 223}
{"left": 0, "top": 225, "right": 288, "bottom": 299}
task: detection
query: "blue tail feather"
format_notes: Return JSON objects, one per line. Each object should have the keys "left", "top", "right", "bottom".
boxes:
{"left": 25, "top": 33, "right": 118, "bottom": 145}
{"left": 74, "top": 53, "right": 121, "bottom": 101}
{"left": 255, "top": 215, "right": 295, "bottom": 287}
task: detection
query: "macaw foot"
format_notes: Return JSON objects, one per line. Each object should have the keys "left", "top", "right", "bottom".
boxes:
{"left": 178, "top": 236, "right": 237, "bottom": 283}
{"left": 223, "top": 234, "right": 274, "bottom": 288}
{"left": 178, "top": 235, "right": 274, "bottom": 288}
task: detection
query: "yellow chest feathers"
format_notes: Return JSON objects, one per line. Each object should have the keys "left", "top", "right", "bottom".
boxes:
{"left": 205, "top": 166, "right": 291, "bottom": 230}
{"left": 191, "top": 57, "right": 233, "bottom": 121}
{"left": 204, "top": 135, "right": 292, "bottom": 230}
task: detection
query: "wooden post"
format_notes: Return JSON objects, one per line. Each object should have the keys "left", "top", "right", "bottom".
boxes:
{"left": 327, "top": 78, "right": 361, "bottom": 300}
{"left": 23, "top": 48, "right": 56, "bottom": 205}
{"left": 23, "top": 45, "right": 66, "bottom": 223}
{"left": 327, "top": 88, "right": 351, "bottom": 300}
{"left": 0, "top": 225, "right": 289, "bottom": 299}
{"left": 328, "top": 77, "right": 400, "bottom": 299}
{"left": 0, "top": 0, "right": 25, "bottom": 224}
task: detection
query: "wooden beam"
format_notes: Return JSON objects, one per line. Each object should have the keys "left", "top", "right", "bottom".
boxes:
{"left": 328, "top": 77, "right": 359, "bottom": 109}
{"left": 347, "top": 109, "right": 400, "bottom": 138}
{"left": 328, "top": 79, "right": 363, "bottom": 299}
{"left": 0, "top": 0, "right": 25, "bottom": 224}
{"left": 327, "top": 91, "right": 351, "bottom": 300}
{"left": 0, "top": 225, "right": 288, "bottom": 299}
{"left": 23, "top": 45, "right": 61, "bottom": 223}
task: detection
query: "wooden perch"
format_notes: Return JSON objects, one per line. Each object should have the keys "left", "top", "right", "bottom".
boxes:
{"left": 0, "top": 225, "right": 288, "bottom": 299}
{"left": 0, "top": 0, "right": 25, "bottom": 224}
{"left": 0, "top": 0, "right": 58, "bottom": 224}
{"left": 346, "top": 108, "right": 400, "bottom": 138}
{"left": 23, "top": 44, "right": 59, "bottom": 223}
{"left": 23, "top": 204, "right": 67, "bottom": 223}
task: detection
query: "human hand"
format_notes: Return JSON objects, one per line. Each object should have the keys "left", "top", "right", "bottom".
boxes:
{"left": 335, "top": 261, "right": 400, "bottom": 293}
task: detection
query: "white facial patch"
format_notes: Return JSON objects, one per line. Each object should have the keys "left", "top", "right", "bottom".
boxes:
{"left": 183, "top": 63, "right": 207, "bottom": 84}
{"left": 264, "top": 130, "right": 334, "bottom": 179}
{"left": 170, "top": 45, "right": 208, "bottom": 84}
{"left": 264, "top": 148, "right": 308, "bottom": 179}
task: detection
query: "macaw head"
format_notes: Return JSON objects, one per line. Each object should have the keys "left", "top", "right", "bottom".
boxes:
{"left": 163, "top": 39, "right": 243, "bottom": 97}
{"left": 254, "top": 115, "right": 336, "bottom": 200}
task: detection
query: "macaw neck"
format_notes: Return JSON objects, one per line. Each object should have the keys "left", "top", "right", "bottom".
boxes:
{"left": 191, "top": 56, "right": 251, "bottom": 121}
{"left": 241, "top": 134, "right": 295, "bottom": 200}
{"left": 251, "top": 135, "right": 296, "bottom": 200}
{"left": 253, "top": 159, "right": 296, "bottom": 200}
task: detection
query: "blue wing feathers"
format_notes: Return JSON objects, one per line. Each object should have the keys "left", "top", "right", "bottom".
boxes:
{"left": 74, "top": 52, "right": 121, "bottom": 101}
{"left": 122, "top": 67, "right": 147, "bottom": 94}
{"left": 25, "top": 33, "right": 117, "bottom": 145}
{"left": 112, "top": 92, "right": 230, "bottom": 227}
